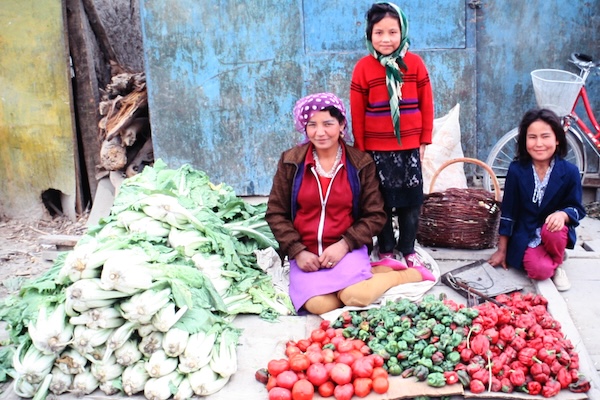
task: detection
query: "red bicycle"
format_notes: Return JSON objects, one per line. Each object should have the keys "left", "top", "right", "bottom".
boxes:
{"left": 484, "top": 53, "right": 600, "bottom": 193}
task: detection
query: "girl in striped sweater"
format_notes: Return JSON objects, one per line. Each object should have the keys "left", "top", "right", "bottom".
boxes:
{"left": 350, "top": 2, "right": 434, "bottom": 269}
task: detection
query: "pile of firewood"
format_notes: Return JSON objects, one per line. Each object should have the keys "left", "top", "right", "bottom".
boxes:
{"left": 98, "top": 72, "right": 153, "bottom": 178}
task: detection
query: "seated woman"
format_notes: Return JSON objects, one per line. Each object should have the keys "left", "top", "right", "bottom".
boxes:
{"left": 488, "top": 108, "right": 586, "bottom": 291}
{"left": 266, "top": 92, "right": 434, "bottom": 315}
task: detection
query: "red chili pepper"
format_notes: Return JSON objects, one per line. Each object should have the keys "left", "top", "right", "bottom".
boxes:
{"left": 530, "top": 361, "right": 550, "bottom": 383}
{"left": 569, "top": 378, "right": 591, "bottom": 393}
{"left": 515, "top": 313, "right": 536, "bottom": 329}
{"left": 469, "top": 379, "right": 486, "bottom": 394}
{"left": 556, "top": 367, "right": 572, "bottom": 389}
{"left": 490, "top": 377, "right": 502, "bottom": 392}
{"left": 517, "top": 347, "right": 537, "bottom": 367}
{"left": 536, "top": 347, "right": 556, "bottom": 364}
{"left": 542, "top": 379, "right": 561, "bottom": 398}
{"left": 511, "top": 336, "right": 527, "bottom": 351}
{"left": 484, "top": 328, "right": 499, "bottom": 344}
{"left": 527, "top": 381, "right": 542, "bottom": 395}
{"left": 501, "top": 377, "right": 514, "bottom": 393}
{"left": 499, "top": 325, "right": 515, "bottom": 342}
{"left": 443, "top": 371, "right": 459, "bottom": 385}
{"left": 509, "top": 369, "right": 525, "bottom": 387}
{"left": 460, "top": 348, "right": 474, "bottom": 363}
{"left": 470, "top": 335, "right": 490, "bottom": 356}
{"left": 472, "top": 369, "right": 489, "bottom": 385}
{"left": 490, "top": 356, "right": 505, "bottom": 375}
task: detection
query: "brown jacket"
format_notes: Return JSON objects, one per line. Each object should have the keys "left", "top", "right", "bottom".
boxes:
{"left": 266, "top": 141, "right": 386, "bottom": 259}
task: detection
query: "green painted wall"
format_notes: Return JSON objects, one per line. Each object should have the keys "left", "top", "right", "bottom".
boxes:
{"left": 0, "top": 0, "right": 75, "bottom": 219}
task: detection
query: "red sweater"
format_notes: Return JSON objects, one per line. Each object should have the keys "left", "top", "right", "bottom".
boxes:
{"left": 350, "top": 51, "right": 434, "bottom": 151}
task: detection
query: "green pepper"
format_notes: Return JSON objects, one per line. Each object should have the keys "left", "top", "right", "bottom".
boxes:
{"left": 358, "top": 329, "right": 370, "bottom": 342}
{"left": 422, "top": 344, "right": 437, "bottom": 358}
{"left": 446, "top": 351, "right": 461, "bottom": 364}
{"left": 343, "top": 326, "right": 358, "bottom": 338}
{"left": 374, "top": 348, "right": 391, "bottom": 360}
{"left": 439, "top": 333, "right": 451, "bottom": 348}
{"left": 415, "top": 327, "right": 432, "bottom": 340}
{"left": 440, "top": 315, "right": 453, "bottom": 326}
{"left": 367, "top": 339, "right": 383, "bottom": 352}
{"left": 358, "top": 320, "right": 370, "bottom": 331}
{"left": 417, "top": 357, "right": 433, "bottom": 370}
{"left": 413, "top": 341, "right": 426, "bottom": 354}
{"left": 385, "top": 341, "right": 399, "bottom": 357}
{"left": 400, "top": 316, "right": 412, "bottom": 330}
{"left": 432, "top": 323, "right": 446, "bottom": 337}
{"left": 407, "top": 352, "right": 420, "bottom": 365}
{"left": 397, "top": 339, "right": 408, "bottom": 352}
{"left": 388, "top": 363, "right": 403, "bottom": 376}
{"left": 374, "top": 326, "right": 387, "bottom": 340}
{"left": 459, "top": 307, "right": 479, "bottom": 319}
{"left": 452, "top": 312, "right": 469, "bottom": 327}
{"left": 427, "top": 372, "right": 447, "bottom": 388}
{"left": 450, "top": 331, "right": 463, "bottom": 347}
{"left": 414, "top": 365, "right": 430, "bottom": 381}
{"left": 322, "top": 343, "right": 335, "bottom": 350}
{"left": 401, "top": 330, "right": 416, "bottom": 344}
{"left": 396, "top": 350, "right": 411, "bottom": 361}
{"left": 457, "top": 369, "right": 471, "bottom": 386}
{"left": 386, "top": 355, "right": 398, "bottom": 365}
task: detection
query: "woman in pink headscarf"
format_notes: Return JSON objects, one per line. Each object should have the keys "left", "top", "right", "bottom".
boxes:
{"left": 266, "top": 93, "right": 434, "bottom": 315}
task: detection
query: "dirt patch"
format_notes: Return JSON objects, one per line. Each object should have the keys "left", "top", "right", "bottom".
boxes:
{"left": 0, "top": 213, "right": 89, "bottom": 299}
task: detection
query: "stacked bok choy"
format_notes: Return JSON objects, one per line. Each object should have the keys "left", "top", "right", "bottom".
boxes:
{"left": 0, "top": 159, "right": 293, "bottom": 399}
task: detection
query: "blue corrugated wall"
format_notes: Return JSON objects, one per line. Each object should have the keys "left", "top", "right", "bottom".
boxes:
{"left": 139, "top": 0, "right": 599, "bottom": 195}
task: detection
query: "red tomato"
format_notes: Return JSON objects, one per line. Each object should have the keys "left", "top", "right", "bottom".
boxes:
{"left": 352, "top": 357, "right": 374, "bottom": 378}
{"left": 268, "top": 359, "right": 290, "bottom": 377}
{"left": 330, "top": 363, "right": 352, "bottom": 385}
{"left": 318, "top": 381, "right": 335, "bottom": 397}
{"left": 277, "top": 371, "right": 299, "bottom": 390}
{"left": 296, "top": 371, "right": 307, "bottom": 380}
{"left": 297, "top": 339, "right": 312, "bottom": 352}
{"left": 267, "top": 376, "right": 278, "bottom": 391}
{"left": 330, "top": 336, "right": 345, "bottom": 347}
{"left": 321, "top": 349, "right": 335, "bottom": 364}
{"left": 306, "top": 343, "right": 322, "bottom": 353}
{"left": 292, "top": 379, "right": 314, "bottom": 400}
{"left": 289, "top": 354, "right": 310, "bottom": 372}
{"left": 286, "top": 345, "right": 302, "bottom": 358}
{"left": 348, "top": 349, "right": 364, "bottom": 361}
{"left": 335, "top": 352, "right": 355, "bottom": 366}
{"left": 353, "top": 377, "right": 373, "bottom": 398}
{"left": 306, "top": 350, "right": 324, "bottom": 365}
{"left": 371, "top": 367, "right": 388, "bottom": 380}
{"left": 368, "top": 354, "right": 384, "bottom": 368}
{"left": 326, "top": 328, "right": 336, "bottom": 338}
{"left": 336, "top": 340, "right": 355, "bottom": 353}
{"left": 306, "top": 363, "right": 329, "bottom": 387}
{"left": 269, "top": 387, "right": 292, "bottom": 400}
{"left": 333, "top": 383, "right": 354, "bottom": 400}
{"left": 320, "top": 320, "right": 331, "bottom": 330}
{"left": 310, "top": 328, "right": 327, "bottom": 343}
{"left": 372, "top": 376, "right": 389, "bottom": 394}
{"left": 351, "top": 339, "right": 365, "bottom": 350}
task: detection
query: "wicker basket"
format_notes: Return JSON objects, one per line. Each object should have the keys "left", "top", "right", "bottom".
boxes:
{"left": 417, "top": 158, "right": 501, "bottom": 250}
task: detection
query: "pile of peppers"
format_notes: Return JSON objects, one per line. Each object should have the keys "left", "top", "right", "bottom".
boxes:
{"left": 330, "top": 292, "right": 591, "bottom": 397}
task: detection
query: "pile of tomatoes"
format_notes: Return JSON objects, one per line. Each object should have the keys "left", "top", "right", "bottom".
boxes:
{"left": 256, "top": 320, "right": 390, "bottom": 400}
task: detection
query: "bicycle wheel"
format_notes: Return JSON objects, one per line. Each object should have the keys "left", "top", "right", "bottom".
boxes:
{"left": 483, "top": 127, "right": 585, "bottom": 193}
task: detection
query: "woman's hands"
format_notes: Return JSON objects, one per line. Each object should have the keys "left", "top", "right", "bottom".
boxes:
{"left": 294, "top": 239, "right": 350, "bottom": 272}
{"left": 545, "top": 211, "right": 569, "bottom": 232}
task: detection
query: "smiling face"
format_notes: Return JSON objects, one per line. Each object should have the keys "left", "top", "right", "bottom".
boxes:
{"left": 526, "top": 120, "right": 559, "bottom": 164}
{"left": 371, "top": 15, "right": 401, "bottom": 56}
{"left": 305, "top": 110, "right": 345, "bottom": 152}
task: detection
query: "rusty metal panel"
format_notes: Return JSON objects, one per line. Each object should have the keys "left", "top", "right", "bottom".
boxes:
{"left": 0, "top": 0, "right": 76, "bottom": 218}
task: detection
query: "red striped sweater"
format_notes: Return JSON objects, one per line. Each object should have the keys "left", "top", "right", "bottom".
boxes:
{"left": 350, "top": 51, "right": 434, "bottom": 151}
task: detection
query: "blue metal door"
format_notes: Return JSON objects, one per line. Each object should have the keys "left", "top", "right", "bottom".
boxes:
{"left": 140, "top": 0, "right": 475, "bottom": 195}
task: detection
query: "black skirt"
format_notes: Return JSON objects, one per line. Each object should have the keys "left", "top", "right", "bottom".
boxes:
{"left": 370, "top": 149, "right": 424, "bottom": 208}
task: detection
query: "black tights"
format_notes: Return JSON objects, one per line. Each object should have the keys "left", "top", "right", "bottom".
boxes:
{"left": 377, "top": 205, "right": 421, "bottom": 256}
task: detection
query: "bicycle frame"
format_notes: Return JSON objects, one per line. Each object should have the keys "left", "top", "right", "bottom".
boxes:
{"left": 567, "top": 85, "right": 600, "bottom": 156}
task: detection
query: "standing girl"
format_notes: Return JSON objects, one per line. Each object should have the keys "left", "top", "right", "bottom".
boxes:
{"left": 488, "top": 109, "right": 586, "bottom": 291}
{"left": 350, "top": 2, "right": 434, "bottom": 268}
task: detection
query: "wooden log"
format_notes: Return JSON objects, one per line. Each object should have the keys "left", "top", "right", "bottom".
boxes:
{"left": 100, "top": 135, "right": 127, "bottom": 171}
{"left": 120, "top": 116, "right": 149, "bottom": 146}
{"left": 105, "top": 88, "right": 148, "bottom": 141}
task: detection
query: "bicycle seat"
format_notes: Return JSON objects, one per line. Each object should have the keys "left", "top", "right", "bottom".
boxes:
{"left": 570, "top": 52, "right": 596, "bottom": 68}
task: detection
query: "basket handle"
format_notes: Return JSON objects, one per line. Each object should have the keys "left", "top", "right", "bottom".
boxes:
{"left": 429, "top": 157, "right": 501, "bottom": 201}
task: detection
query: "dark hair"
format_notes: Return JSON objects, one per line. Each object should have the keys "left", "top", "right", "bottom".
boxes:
{"left": 516, "top": 108, "right": 567, "bottom": 162}
{"left": 365, "top": 3, "right": 400, "bottom": 41}
{"left": 322, "top": 105, "right": 346, "bottom": 126}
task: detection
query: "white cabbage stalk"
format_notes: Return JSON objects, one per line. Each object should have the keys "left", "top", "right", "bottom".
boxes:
{"left": 99, "top": 378, "right": 122, "bottom": 396}
{"left": 13, "top": 376, "right": 38, "bottom": 398}
{"left": 49, "top": 366, "right": 74, "bottom": 395}
{"left": 116, "top": 209, "right": 148, "bottom": 228}
{"left": 209, "top": 328, "right": 239, "bottom": 378}
{"left": 189, "top": 364, "right": 229, "bottom": 396}
{"left": 55, "top": 348, "right": 88, "bottom": 375}
{"left": 12, "top": 342, "right": 55, "bottom": 384}
{"left": 69, "top": 305, "right": 125, "bottom": 329}
{"left": 145, "top": 349, "right": 178, "bottom": 378}
{"left": 162, "top": 327, "right": 189, "bottom": 357}
{"left": 177, "top": 330, "right": 216, "bottom": 374}
{"left": 139, "top": 331, "right": 164, "bottom": 358}
{"left": 104, "top": 320, "right": 138, "bottom": 361}
{"left": 87, "top": 344, "right": 107, "bottom": 363}
{"left": 122, "top": 361, "right": 149, "bottom": 396}
{"left": 70, "top": 371, "right": 99, "bottom": 397}
{"left": 151, "top": 302, "right": 188, "bottom": 332}
{"left": 28, "top": 303, "right": 73, "bottom": 355}
{"left": 168, "top": 228, "right": 212, "bottom": 257}
{"left": 144, "top": 371, "right": 184, "bottom": 400}
{"left": 129, "top": 216, "right": 172, "bottom": 237}
{"left": 30, "top": 373, "right": 53, "bottom": 400}
{"left": 64, "top": 278, "right": 130, "bottom": 316}
{"left": 99, "top": 249, "right": 155, "bottom": 295}
{"left": 94, "top": 220, "right": 128, "bottom": 240}
{"left": 115, "top": 339, "right": 143, "bottom": 366}
{"left": 192, "top": 253, "right": 231, "bottom": 296}
{"left": 91, "top": 354, "right": 124, "bottom": 383}
{"left": 174, "top": 375, "right": 194, "bottom": 400}
{"left": 139, "top": 194, "right": 193, "bottom": 229}
{"left": 55, "top": 239, "right": 101, "bottom": 284}
{"left": 71, "top": 325, "right": 112, "bottom": 355}
{"left": 138, "top": 323, "right": 157, "bottom": 337}
{"left": 120, "top": 288, "right": 171, "bottom": 324}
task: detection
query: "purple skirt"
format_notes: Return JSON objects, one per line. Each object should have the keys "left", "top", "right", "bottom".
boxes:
{"left": 289, "top": 245, "right": 373, "bottom": 311}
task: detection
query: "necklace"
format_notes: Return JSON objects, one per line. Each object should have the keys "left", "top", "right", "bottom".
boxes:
{"left": 313, "top": 145, "right": 342, "bottom": 178}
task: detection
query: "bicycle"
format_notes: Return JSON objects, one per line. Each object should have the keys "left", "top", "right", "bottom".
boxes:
{"left": 483, "top": 52, "right": 600, "bottom": 193}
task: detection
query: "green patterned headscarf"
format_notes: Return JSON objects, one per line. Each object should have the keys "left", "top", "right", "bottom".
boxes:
{"left": 366, "top": 2, "right": 410, "bottom": 145}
